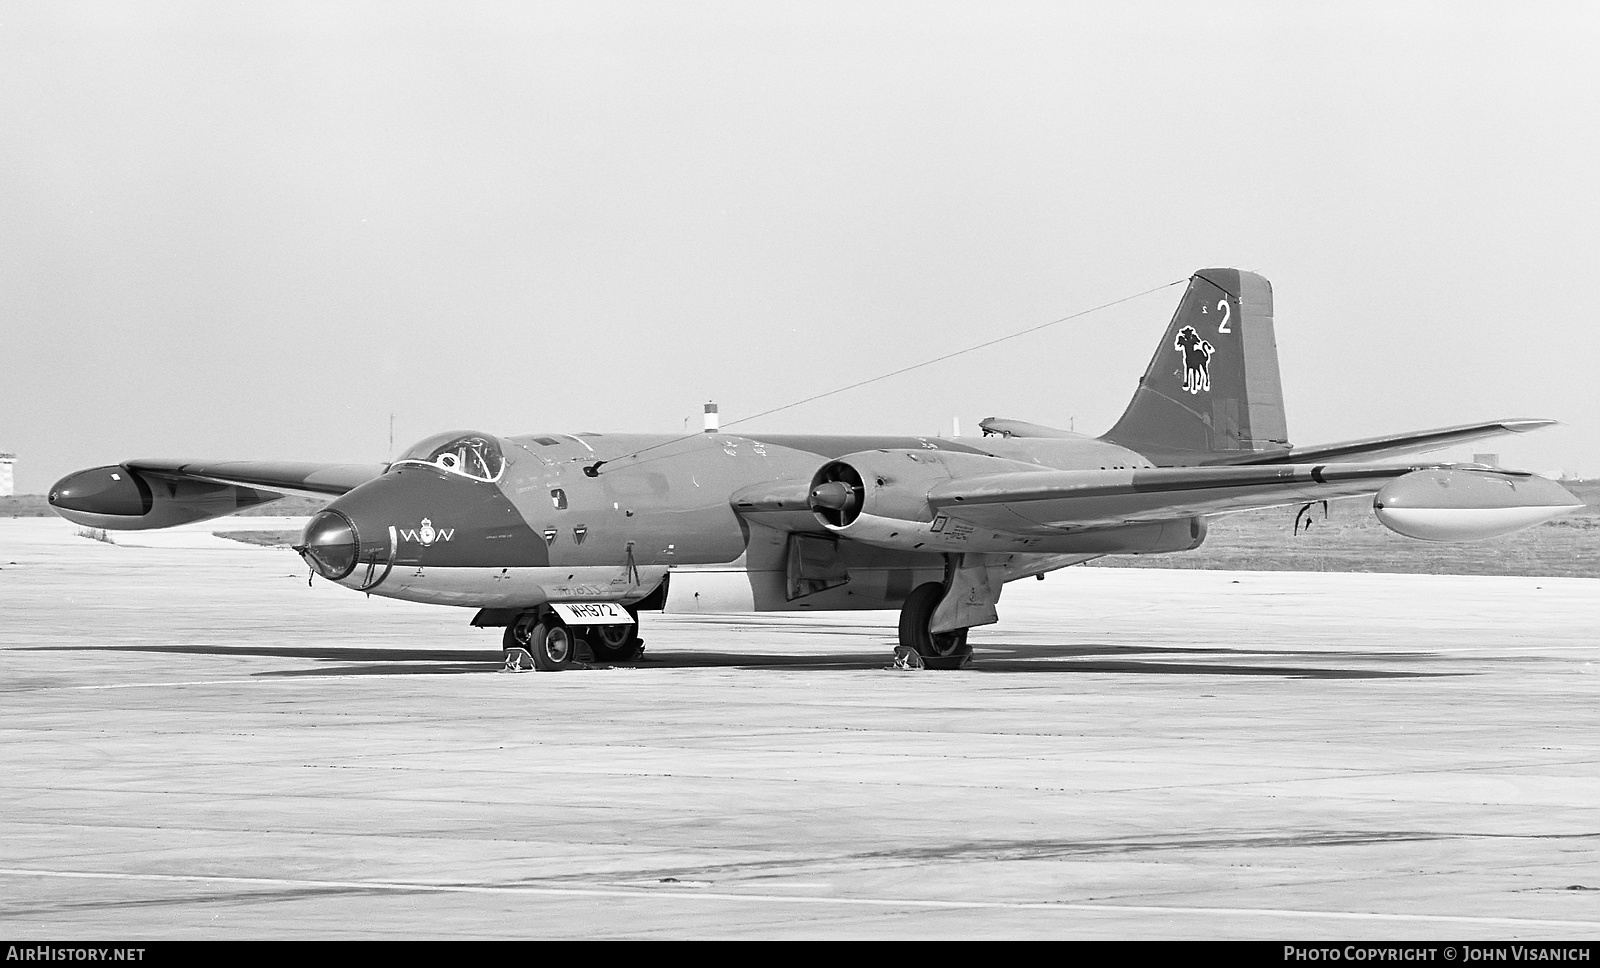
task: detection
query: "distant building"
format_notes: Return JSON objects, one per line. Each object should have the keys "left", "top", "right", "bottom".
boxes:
{"left": 0, "top": 453, "right": 13, "bottom": 497}
{"left": 1473, "top": 453, "right": 1499, "bottom": 468}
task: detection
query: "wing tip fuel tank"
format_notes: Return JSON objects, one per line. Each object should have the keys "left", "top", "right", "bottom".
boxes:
{"left": 1373, "top": 469, "right": 1583, "bottom": 542}
{"left": 49, "top": 464, "right": 280, "bottom": 530}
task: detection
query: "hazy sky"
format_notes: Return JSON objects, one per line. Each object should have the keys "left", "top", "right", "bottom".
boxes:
{"left": 2, "top": 1, "right": 1597, "bottom": 494}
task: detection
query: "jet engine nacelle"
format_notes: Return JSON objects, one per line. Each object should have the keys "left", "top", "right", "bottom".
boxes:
{"left": 809, "top": 449, "right": 1042, "bottom": 531}
{"left": 1373, "top": 468, "right": 1582, "bottom": 542}
{"left": 808, "top": 449, "right": 1060, "bottom": 553}
{"left": 48, "top": 464, "right": 279, "bottom": 531}
{"left": 806, "top": 449, "right": 1207, "bottom": 555}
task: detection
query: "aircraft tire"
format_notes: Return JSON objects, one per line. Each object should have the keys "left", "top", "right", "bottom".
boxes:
{"left": 531, "top": 617, "right": 579, "bottom": 672}
{"left": 585, "top": 622, "right": 642, "bottom": 662}
{"left": 897, "top": 582, "right": 971, "bottom": 670}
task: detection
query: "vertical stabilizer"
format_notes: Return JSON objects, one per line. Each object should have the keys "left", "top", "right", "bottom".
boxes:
{"left": 1101, "top": 268, "right": 1288, "bottom": 465}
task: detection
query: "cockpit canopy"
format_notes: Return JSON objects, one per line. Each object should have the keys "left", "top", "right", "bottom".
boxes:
{"left": 393, "top": 431, "right": 506, "bottom": 482}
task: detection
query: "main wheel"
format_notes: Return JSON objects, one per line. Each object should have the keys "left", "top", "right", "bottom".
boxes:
{"left": 897, "top": 582, "right": 971, "bottom": 670}
{"left": 585, "top": 621, "right": 642, "bottom": 662}
{"left": 531, "top": 617, "right": 578, "bottom": 671}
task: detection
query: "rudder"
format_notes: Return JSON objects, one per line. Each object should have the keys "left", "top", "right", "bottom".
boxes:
{"left": 1101, "top": 268, "right": 1288, "bottom": 465}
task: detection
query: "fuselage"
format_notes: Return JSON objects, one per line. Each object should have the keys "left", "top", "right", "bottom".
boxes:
{"left": 309, "top": 429, "right": 1161, "bottom": 611}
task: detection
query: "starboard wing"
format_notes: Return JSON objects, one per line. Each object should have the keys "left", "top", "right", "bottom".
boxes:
{"left": 1221, "top": 419, "right": 1557, "bottom": 466}
{"left": 925, "top": 461, "right": 1569, "bottom": 535}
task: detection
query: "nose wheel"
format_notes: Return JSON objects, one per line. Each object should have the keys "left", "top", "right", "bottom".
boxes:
{"left": 504, "top": 612, "right": 578, "bottom": 672}
{"left": 503, "top": 608, "right": 645, "bottom": 670}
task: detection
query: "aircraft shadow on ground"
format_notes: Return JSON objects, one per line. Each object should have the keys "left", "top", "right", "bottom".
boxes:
{"left": 16, "top": 641, "right": 1451, "bottom": 679}
{"left": 964, "top": 642, "right": 1451, "bottom": 679}
{"left": 645, "top": 646, "right": 1445, "bottom": 679}
{"left": 17, "top": 643, "right": 500, "bottom": 677}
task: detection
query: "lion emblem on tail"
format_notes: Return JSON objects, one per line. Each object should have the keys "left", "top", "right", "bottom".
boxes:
{"left": 1174, "top": 325, "right": 1215, "bottom": 395}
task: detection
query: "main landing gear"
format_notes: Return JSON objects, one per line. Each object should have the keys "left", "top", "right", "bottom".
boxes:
{"left": 585, "top": 620, "right": 645, "bottom": 662}
{"left": 893, "top": 555, "right": 999, "bottom": 670}
{"left": 503, "top": 607, "right": 645, "bottom": 672}
{"left": 895, "top": 581, "right": 973, "bottom": 670}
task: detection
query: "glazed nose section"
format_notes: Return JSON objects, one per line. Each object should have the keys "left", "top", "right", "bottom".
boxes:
{"left": 49, "top": 465, "right": 152, "bottom": 516}
{"left": 296, "top": 510, "right": 359, "bottom": 580}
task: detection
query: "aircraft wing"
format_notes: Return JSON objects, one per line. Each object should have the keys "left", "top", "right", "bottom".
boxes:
{"left": 50, "top": 458, "right": 389, "bottom": 530}
{"left": 740, "top": 439, "right": 1580, "bottom": 552}
{"left": 125, "top": 459, "right": 387, "bottom": 498}
{"left": 1222, "top": 418, "right": 1556, "bottom": 465}
{"left": 923, "top": 459, "right": 1582, "bottom": 547}
{"left": 924, "top": 462, "right": 1441, "bottom": 534}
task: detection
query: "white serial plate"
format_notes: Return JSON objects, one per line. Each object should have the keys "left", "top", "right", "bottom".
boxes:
{"left": 551, "top": 602, "right": 634, "bottom": 625}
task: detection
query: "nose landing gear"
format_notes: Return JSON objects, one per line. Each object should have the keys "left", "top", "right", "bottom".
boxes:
{"left": 501, "top": 607, "right": 645, "bottom": 671}
{"left": 503, "top": 612, "right": 578, "bottom": 671}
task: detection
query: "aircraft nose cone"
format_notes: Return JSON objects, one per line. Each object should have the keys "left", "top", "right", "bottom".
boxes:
{"left": 48, "top": 465, "right": 151, "bottom": 516}
{"left": 296, "top": 510, "right": 359, "bottom": 580}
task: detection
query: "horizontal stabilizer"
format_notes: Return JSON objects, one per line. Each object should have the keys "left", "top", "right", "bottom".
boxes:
{"left": 977, "top": 417, "right": 1081, "bottom": 439}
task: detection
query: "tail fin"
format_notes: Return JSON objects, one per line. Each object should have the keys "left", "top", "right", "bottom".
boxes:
{"left": 1101, "top": 268, "right": 1289, "bottom": 465}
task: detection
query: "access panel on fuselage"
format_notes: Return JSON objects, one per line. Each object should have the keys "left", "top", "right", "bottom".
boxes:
{"left": 499, "top": 432, "right": 818, "bottom": 569}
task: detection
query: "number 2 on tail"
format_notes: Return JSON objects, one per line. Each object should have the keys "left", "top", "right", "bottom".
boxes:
{"left": 1216, "top": 299, "right": 1231, "bottom": 334}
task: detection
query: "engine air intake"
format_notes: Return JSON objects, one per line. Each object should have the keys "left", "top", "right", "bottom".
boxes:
{"left": 809, "top": 461, "right": 865, "bottom": 528}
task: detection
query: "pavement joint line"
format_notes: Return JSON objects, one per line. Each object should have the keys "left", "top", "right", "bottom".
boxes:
{"left": 22, "top": 676, "right": 492, "bottom": 691}
{"left": 2, "top": 868, "right": 1599, "bottom": 928}
{"left": 36, "top": 680, "right": 278, "bottom": 690}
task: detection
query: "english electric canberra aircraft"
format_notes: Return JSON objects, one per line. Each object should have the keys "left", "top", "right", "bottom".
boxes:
{"left": 50, "top": 269, "right": 1581, "bottom": 670}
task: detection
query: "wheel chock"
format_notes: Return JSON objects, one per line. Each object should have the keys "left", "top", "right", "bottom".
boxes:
{"left": 502, "top": 647, "right": 533, "bottom": 672}
{"left": 892, "top": 646, "right": 925, "bottom": 671}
